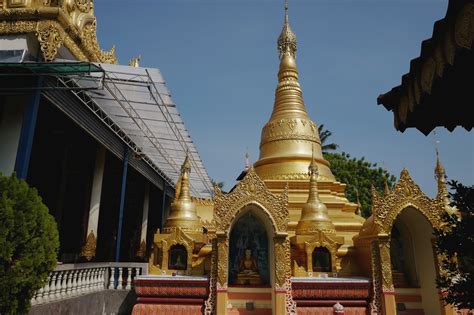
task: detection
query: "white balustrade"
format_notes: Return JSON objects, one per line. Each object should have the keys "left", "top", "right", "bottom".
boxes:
{"left": 30, "top": 262, "right": 146, "bottom": 306}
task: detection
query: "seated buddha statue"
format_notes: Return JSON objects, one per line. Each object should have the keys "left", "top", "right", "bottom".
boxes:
{"left": 235, "top": 248, "right": 262, "bottom": 285}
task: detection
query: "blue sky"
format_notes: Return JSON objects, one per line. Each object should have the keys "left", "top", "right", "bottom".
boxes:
{"left": 95, "top": 0, "right": 473, "bottom": 197}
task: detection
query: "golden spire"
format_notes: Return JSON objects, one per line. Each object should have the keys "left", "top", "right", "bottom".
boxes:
{"left": 128, "top": 55, "right": 141, "bottom": 67}
{"left": 277, "top": 0, "right": 297, "bottom": 59}
{"left": 163, "top": 153, "right": 202, "bottom": 233}
{"left": 384, "top": 179, "right": 391, "bottom": 196}
{"left": 296, "top": 148, "right": 335, "bottom": 235}
{"left": 434, "top": 148, "right": 450, "bottom": 205}
{"left": 254, "top": 0, "right": 335, "bottom": 181}
{"left": 355, "top": 189, "right": 362, "bottom": 216}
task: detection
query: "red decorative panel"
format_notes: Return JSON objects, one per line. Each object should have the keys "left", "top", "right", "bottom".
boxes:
{"left": 132, "top": 303, "right": 203, "bottom": 315}
{"left": 297, "top": 307, "right": 367, "bottom": 315}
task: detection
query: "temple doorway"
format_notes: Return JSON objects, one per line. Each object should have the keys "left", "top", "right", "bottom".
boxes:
{"left": 229, "top": 212, "right": 270, "bottom": 285}
{"left": 391, "top": 207, "right": 441, "bottom": 315}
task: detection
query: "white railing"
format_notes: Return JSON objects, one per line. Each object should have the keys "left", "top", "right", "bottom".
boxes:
{"left": 31, "top": 262, "right": 147, "bottom": 306}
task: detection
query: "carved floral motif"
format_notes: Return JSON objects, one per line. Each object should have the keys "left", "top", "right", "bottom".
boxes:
{"left": 80, "top": 230, "right": 96, "bottom": 261}
{"left": 213, "top": 167, "right": 288, "bottom": 233}
{"left": 36, "top": 21, "right": 63, "bottom": 62}
{"left": 371, "top": 169, "right": 446, "bottom": 235}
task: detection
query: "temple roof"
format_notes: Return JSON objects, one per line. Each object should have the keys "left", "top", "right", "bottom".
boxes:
{"left": 74, "top": 63, "right": 213, "bottom": 198}
{"left": 377, "top": 0, "right": 473, "bottom": 135}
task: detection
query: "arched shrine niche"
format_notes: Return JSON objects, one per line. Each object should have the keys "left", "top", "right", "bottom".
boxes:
{"left": 168, "top": 244, "right": 187, "bottom": 271}
{"left": 312, "top": 247, "right": 331, "bottom": 273}
{"left": 229, "top": 212, "right": 270, "bottom": 285}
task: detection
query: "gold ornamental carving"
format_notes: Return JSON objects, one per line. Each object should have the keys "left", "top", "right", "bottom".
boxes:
{"left": 304, "top": 230, "right": 341, "bottom": 273}
{"left": 371, "top": 168, "right": 445, "bottom": 235}
{"left": 80, "top": 230, "right": 96, "bottom": 261}
{"left": 216, "top": 236, "right": 228, "bottom": 289}
{"left": 0, "top": 2, "right": 117, "bottom": 63}
{"left": 378, "top": 237, "right": 394, "bottom": 292}
{"left": 36, "top": 21, "right": 63, "bottom": 62}
{"left": 136, "top": 240, "right": 146, "bottom": 259}
{"left": 274, "top": 237, "right": 290, "bottom": 288}
{"left": 213, "top": 167, "right": 289, "bottom": 233}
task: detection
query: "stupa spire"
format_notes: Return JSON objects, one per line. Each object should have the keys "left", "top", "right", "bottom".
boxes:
{"left": 254, "top": 0, "right": 335, "bottom": 181}
{"left": 296, "top": 147, "right": 335, "bottom": 235}
{"left": 434, "top": 148, "right": 449, "bottom": 205}
{"left": 163, "top": 153, "right": 202, "bottom": 232}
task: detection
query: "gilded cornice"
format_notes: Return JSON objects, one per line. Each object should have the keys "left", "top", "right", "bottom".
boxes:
{"left": 213, "top": 167, "right": 289, "bottom": 233}
{"left": 0, "top": 1, "right": 117, "bottom": 63}
{"left": 368, "top": 168, "right": 446, "bottom": 235}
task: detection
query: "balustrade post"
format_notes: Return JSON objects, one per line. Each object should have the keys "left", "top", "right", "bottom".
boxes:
{"left": 126, "top": 267, "right": 132, "bottom": 290}
{"left": 86, "top": 269, "right": 93, "bottom": 293}
{"left": 56, "top": 272, "right": 64, "bottom": 300}
{"left": 109, "top": 267, "right": 115, "bottom": 289}
{"left": 117, "top": 267, "right": 123, "bottom": 289}
{"left": 42, "top": 274, "right": 51, "bottom": 303}
{"left": 49, "top": 272, "right": 58, "bottom": 301}
{"left": 65, "top": 270, "right": 72, "bottom": 297}
{"left": 60, "top": 271, "right": 67, "bottom": 298}
{"left": 71, "top": 270, "right": 79, "bottom": 297}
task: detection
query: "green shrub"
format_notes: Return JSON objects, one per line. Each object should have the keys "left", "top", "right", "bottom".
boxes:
{"left": 0, "top": 173, "right": 59, "bottom": 314}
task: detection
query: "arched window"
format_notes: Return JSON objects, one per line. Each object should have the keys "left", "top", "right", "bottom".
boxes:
{"left": 168, "top": 244, "right": 187, "bottom": 270}
{"left": 312, "top": 247, "right": 331, "bottom": 272}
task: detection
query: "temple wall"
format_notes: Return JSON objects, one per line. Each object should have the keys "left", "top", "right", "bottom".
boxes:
{"left": 29, "top": 290, "right": 136, "bottom": 315}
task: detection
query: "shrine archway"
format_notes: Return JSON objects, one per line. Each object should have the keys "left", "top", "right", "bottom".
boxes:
{"left": 391, "top": 206, "right": 441, "bottom": 315}
{"left": 228, "top": 208, "right": 271, "bottom": 285}
{"left": 210, "top": 167, "right": 295, "bottom": 315}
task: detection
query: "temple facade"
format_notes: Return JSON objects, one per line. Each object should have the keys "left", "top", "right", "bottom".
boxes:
{"left": 135, "top": 2, "right": 458, "bottom": 315}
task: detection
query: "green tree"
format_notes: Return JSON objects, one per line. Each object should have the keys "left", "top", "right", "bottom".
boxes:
{"left": 434, "top": 181, "right": 474, "bottom": 310}
{"left": 324, "top": 152, "right": 396, "bottom": 218}
{"left": 0, "top": 173, "right": 59, "bottom": 314}
{"left": 318, "top": 124, "right": 339, "bottom": 153}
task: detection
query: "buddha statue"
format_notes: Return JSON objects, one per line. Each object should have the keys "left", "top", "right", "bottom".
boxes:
{"left": 235, "top": 248, "right": 262, "bottom": 285}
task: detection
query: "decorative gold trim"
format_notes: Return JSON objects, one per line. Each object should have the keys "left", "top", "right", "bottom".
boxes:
{"left": 304, "top": 230, "right": 341, "bottom": 273}
{"left": 213, "top": 167, "right": 289, "bottom": 233}
{"left": 0, "top": 4, "right": 117, "bottom": 63}
{"left": 80, "top": 230, "right": 96, "bottom": 261}
{"left": 135, "top": 240, "right": 146, "bottom": 259}
{"left": 36, "top": 20, "right": 63, "bottom": 62}
{"left": 371, "top": 168, "right": 446, "bottom": 235}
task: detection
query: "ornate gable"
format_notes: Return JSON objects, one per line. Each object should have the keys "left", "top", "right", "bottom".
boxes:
{"left": 0, "top": 0, "right": 117, "bottom": 63}
{"left": 213, "top": 166, "right": 289, "bottom": 233}
{"left": 371, "top": 168, "right": 446, "bottom": 235}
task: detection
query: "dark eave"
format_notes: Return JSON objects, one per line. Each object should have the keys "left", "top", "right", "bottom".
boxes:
{"left": 377, "top": 0, "right": 474, "bottom": 135}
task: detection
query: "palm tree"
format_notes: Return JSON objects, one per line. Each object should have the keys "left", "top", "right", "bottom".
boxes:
{"left": 318, "top": 124, "right": 339, "bottom": 153}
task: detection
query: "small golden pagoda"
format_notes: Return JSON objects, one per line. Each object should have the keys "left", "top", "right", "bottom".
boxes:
{"left": 148, "top": 154, "right": 209, "bottom": 276}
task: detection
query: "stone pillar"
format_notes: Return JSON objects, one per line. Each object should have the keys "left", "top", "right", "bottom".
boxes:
{"left": 81, "top": 146, "right": 106, "bottom": 261}
{"left": 216, "top": 233, "right": 228, "bottom": 315}
{"left": 136, "top": 182, "right": 150, "bottom": 259}
{"left": 375, "top": 235, "right": 396, "bottom": 315}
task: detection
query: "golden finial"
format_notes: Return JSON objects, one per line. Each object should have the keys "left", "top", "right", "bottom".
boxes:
{"left": 355, "top": 189, "right": 362, "bottom": 216}
{"left": 277, "top": 0, "right": 297, "bottom": 59}
{"left": 308, "top": 145, "right": 318, "bottom": 177}
{"left": 128, "top": 55, "right": 141, "bottom": 67}
{"left": 384, "top": 179, "right": 391, "bottom": 196}
{"left": 245, "top": 150, "right": 250, "bottom": 171}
